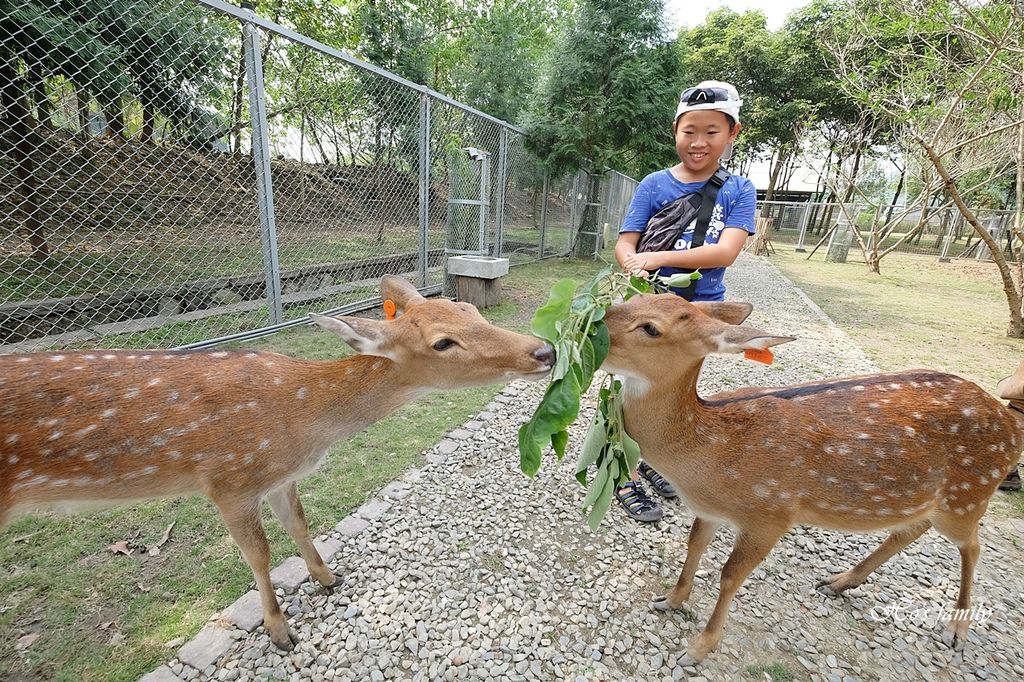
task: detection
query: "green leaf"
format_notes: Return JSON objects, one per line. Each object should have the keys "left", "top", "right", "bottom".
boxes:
{"left": 517, "top": 372, "right": 581, "bottom": 477}
{"left": 551, "top": 429, "right": 569, "bottom": 459}
{"left": 581, "top": 460, "right": 611, "bottom": 508}
{"left": 576, "top": 413, "right": 608, "bottom": 485}
{"left": 622, "top": 429, "right": 642, "bottom": 474}
{"left": 531, "top": 278, "right": 577, "bottom": 343}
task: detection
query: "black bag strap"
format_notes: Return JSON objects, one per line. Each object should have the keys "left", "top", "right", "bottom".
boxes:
{"left": 689, "top": 166, "right": 730, "bottom": 249}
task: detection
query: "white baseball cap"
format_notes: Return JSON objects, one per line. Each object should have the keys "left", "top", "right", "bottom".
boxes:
{"left": 674, "top": 80, "right": 743, "bottom": 125}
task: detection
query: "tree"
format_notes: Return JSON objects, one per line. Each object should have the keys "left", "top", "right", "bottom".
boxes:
{"left": 526, "top": 0, "right": 678, "bottom": 254}
{"left": 830, "top": 0, "right": 1024, "bottom": 335}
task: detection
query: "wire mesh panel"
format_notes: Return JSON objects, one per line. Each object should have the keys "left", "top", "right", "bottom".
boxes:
{"left": 254, "top": 24, "right": 426, "bottom": 317}
{"left": 1, "top": 0, "right": 635, "bottom": 353}
{"left": 1, "top": 0, "right": 268, "bottom": 351}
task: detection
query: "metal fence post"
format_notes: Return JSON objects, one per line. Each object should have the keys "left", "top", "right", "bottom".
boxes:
{"left": 418, "top": 92, "right": 430, "bottom": 286}
{"left": 495, "top": 127, "right": 508, "bottom": 257}
{"left": 795, "top": 201, "right": 813, "bottom": 252}
{"left": 539, "top": 171, "right": 549, "bottom": 258}
{"left": 568, "top": 172, "right": 579, "bottom": 253}
{"left": 242, "top": 7, "right": 283, "bottom": 324}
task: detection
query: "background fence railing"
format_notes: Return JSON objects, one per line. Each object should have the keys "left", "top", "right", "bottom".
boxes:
{"left": 1, "top": 0, "right": 638, "bottom": 353}
{"left": 757, "top": 200, "right": 1018, "bottom": 262}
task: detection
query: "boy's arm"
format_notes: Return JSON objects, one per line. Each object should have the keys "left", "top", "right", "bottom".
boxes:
{"left": 622, "top": 227, "right": 749, "bottom": 272}
{"left": 615, "top": 232, "right": 642, "bottom": 272}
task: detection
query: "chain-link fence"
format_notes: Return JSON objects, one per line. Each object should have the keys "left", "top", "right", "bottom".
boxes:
{"left": 757, "top": 200, "right": 1018, "bottom": 262}
{"left": 1, "top": 0, "right": 638, "bottom": 352}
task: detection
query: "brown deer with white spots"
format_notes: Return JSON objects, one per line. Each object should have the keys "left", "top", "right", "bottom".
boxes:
{"left": 0, "top": 276, "right": 554, "bottom": 651}
{"left": 601, "top": 293, "right": 1023, "bottom": 665}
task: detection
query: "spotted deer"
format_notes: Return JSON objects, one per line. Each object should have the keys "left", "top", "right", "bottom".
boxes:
{"left": 601, "top": 293, "right": 1023, "bottom": 665}
{"left": 0, "top": 276, "right": 554, "bottom": 651}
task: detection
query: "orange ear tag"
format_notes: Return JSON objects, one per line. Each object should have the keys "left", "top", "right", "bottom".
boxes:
{"left": 744, "top": 348, "right": 774, "bottom": 365}
{"left": 383, "top": 299, "right": 397, "bottom": 320}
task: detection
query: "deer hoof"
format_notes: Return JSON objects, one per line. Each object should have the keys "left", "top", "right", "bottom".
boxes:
{"left": 271, "top": 628, "right": 299, "bottom": 651}
{"left": 652, "top": 595, "right": 678, "bottom": 612}
{"left": 815, "top": 574, "right": 852, "bottom": 597}
{"left": 941, "top": 622, "right": 968, "bottom": 651}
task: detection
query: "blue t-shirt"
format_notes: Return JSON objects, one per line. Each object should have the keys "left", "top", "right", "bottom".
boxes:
{"left": 620, "top": 169, "right": 757, "bottom": 301}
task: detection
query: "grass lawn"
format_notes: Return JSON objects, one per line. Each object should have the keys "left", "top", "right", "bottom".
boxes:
{"left": 0, "top": 256, "right": 607, "bottom": 682}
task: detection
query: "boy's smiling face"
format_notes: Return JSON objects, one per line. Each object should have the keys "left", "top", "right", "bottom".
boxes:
{"left": 673, "top": 109, "right": 741, "bottom": 177}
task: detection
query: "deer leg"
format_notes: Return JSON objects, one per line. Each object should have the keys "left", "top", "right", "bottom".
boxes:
{"left": 215, "top": 496, "right": 297, "bottom": 651}
{"left": 653, "top": 516, "right": 721, "bottom": 611}
{"left": 680, "top": 529, "right": 782, "bottom": 666}
{"left": 817, "top": 520, "right": 931, "bottom": 596}
{"left": 940, "top": 522, "right": 980, "bottom": 650}
{"left": 266, "top": 482, "right": 338, "bottom": 587}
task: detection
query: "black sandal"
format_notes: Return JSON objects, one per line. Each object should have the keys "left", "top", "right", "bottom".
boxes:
{"left": 639, "top": 461, "right": 678, "bottom": 499}
{"left": 615, "top": 481, "right": 663, "bottom": 522}
{"left": 999, "top": 466, "right": 1021, "bottom": 492}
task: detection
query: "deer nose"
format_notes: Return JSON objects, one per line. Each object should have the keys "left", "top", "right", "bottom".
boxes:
{"left": 532, "top": 344, "right": 555, "bottom": 368}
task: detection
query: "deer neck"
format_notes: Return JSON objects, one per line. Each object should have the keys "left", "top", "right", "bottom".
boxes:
{"left": 619, "top": 358, "right": 706, "bottom": 454}
{"left": 304, "top": 354, "right": 425, "bottom": 444}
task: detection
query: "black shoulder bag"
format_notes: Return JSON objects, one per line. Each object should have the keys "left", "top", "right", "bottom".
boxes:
{"left": 634, "top": 167, "right": 730, "bottom": 300}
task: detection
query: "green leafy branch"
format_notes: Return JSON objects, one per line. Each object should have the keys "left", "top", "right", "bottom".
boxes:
{"left": 517, "top": 265, "right": 701, "bottom": 529}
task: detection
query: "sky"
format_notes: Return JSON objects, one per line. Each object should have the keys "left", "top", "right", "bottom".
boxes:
{"left": 664, "top": 0, "right": 810, "bottom": 32}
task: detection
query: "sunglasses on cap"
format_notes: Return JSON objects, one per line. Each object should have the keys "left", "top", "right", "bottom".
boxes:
{"left": 680, "top": 87, "right": 735, "bottom": 105}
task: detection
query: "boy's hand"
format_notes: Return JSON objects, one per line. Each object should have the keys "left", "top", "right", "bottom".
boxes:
{"left": 622, "top": 252, "right": 657, "bottom": 274}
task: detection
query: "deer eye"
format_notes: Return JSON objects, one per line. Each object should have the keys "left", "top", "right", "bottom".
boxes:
{"left": 432, "top": 338, "right": 455, "bottom": 351}
{"left": 642, "top": 323, "right": 661, "bottom": 337}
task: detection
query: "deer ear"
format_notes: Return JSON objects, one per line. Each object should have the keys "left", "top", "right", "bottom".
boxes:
{"left": 693, "top": 301, "right": 753, "bottom": 326}
{"left": 380, "top": 276, "right": 426, "bottom": 313}
{"left": 310, "top": 313, "right": 394, "bottom": 358}
{"left": 715, "top": 325, "right": 795, "bottom": 355}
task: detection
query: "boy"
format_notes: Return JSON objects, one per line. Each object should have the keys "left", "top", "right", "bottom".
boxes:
{"left": 613, "top": 80, "right": 757, "bottom": 522}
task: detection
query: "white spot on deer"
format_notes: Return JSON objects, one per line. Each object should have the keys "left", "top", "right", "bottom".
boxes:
{"left": 990, "top": 468, "right": 1002, "bottom": 479}
{"left": 826, "top": 476, "right": 839, "bottom": 485}
{"left": 962, "top": 407, "right": 977, "bottom": 417}
{"left": 141, "top": 466, "right": 158, "bottom": 476}
{"left": 243, "top": 453, "right": 255, "bottom": 465}
{"left": 168, "top": 451, "right": 182, "bottom": 460}
{"left": 953, "top": 507, "right": 965, "bottom": 515}
{"left": 856, "top": 433, "right": 870, "bottom": 440}
{"left": 867, "top": 402, "right": 880, "bottom": 409}
{"left": 297, "top": 387, "right": 308, "bottom": 400}
{"left": 259, "top": 439, "right": 271, "bottom": 450}
{"left": 7, "top": 455, "right": 18, "bottom": 464}
{"left": 373, "top": 360, "right": 383, "bottom": 370}
{"left": 83, "top": 354, "right": 96, "bottom": 360}
{"left": 211, "top": 352, "right": 228, "bottom": 358}
{"left": 47, "top": 431, "right": 63, "bottom": 441}
{"left": 162, "top": 355, "right": 176, "bottom": 360}
{"left": 791, "top": 456, "right": 804, "bottom": 467}
{"left": 4, "top": 434, "right": 19, "bottom": 445}
{"left": 264, "top": 360, "right": 276, "bottom": 367}
{"left": 246, "top": 352, "right": 258, "bottom": 358}
{"left": 778, "top": 491, "right": 792, "bottom": 501}
{"left": 855, "top": 508, "right": 869, "bottom": 515}
{"left": 50, "top": 355, "right": 65, "bottom": 362}
{"left": 142, "top": 414, "right": 160, "bottom": 424}
{"left": 966, "top": 503, "right": 976, "bottom": 511}
{"left": 852, "top": 385, "right": 865, "bottom": 391}
{"left": 988, "top": 444, "right": 1000, "bottom": 452}
{"left": 168, "top": 391, "right": 180, "bottom": 403}
{"left": 192, "top": 452, "right": 208, "bottom": 461}
{"left": 102, "top": 409, "right": 116, "bottom": 419}
{"left": 904, "top": 426, "right": 916, "bottom": 436}
{"left": 125, "top": 388, "right": 140, "bottom": 399}
{"left": 978, "top": 476, "right": 989, "bottom": 485}
{"left": 889, "top": 383, "right": 902, "bottom": 390}
{"left": 72, "top": 365, "right": 84, "bottom": 371}
{"left": 147, "top": 378, "right": 162, "bottom": 387}
{"left": 272, "top": 377, "right": 283, "bottom": 385}
{"left": 752, "top": 484, "right": 771, "bottom": 499}
{"left": 74, "top": 425, "right": 98, "bottom": 438}
{"left": 152, "top": 436, "right": 168, "bottom": 447}
{"left": 15, "top": 357, "right": 30, "bottom": 363}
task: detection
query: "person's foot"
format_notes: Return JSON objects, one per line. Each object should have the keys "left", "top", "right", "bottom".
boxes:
{"left": 615, "top": 481, "right": 663, "bottom": 522}
{"left": 639, "top": 461, "right": 678, "bottom": 499}
{"left": 999, "top": 466, "right": 1021, "bottom": 492}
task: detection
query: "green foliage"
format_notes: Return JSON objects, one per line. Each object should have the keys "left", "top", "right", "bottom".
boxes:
{"left": 1, "top": 1, "right": 230, "bottom": 141}
{"left": 518, "top": 267, "right": 698, "bottom": 529}
{"left": 525, "top": 0, "right": 679, "bottom": 177}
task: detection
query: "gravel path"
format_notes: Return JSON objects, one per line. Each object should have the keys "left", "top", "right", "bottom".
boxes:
{"left": 156, "top": 255, "right": 1024, "bottom": 682}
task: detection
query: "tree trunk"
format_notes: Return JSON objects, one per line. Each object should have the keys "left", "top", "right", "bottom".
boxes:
{"left": 919, "top": 134, "right": 1024, "bottom": 337}
{"left": 76, "top": 86, "right": 91, "bottom": 136}
{"left": 884, "top": 164, "right": 906, "bottom": 225}
{"left": 141, "top": 100, "right": 155, "bottom": 142}
{"left": 760, "top": 147, "right": 789, "bottom": 217}
{"left": 1, "top": 63, "right": 49, "bottom": 261}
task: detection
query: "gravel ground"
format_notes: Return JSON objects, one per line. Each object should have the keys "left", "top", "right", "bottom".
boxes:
{"left": 163, "top": 255, "right": 1024, "bottom": 682}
